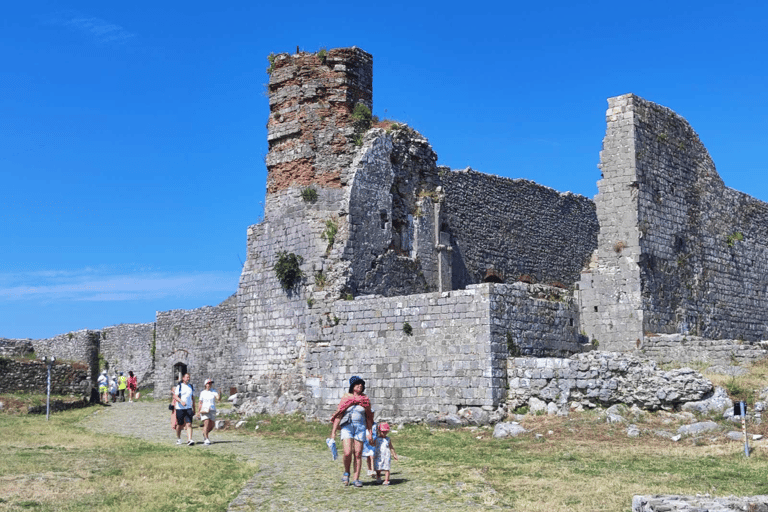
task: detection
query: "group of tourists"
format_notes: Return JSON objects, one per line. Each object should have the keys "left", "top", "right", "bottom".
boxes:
{"left": 169, "top": 373, "right": 219, "bottom": 446}
{"left": 161, "top": 370, "right": 398, "bottom": 483}
{"left": 328, "top": 375, "right": 398, "bottom": 487}
{"left": 97, "top": 369, "right": 139, "bottom": 404}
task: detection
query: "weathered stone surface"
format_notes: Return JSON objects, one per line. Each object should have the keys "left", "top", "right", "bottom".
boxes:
{"left": 681, "top": 386, "right": 733, "bottom": 416}
{"left": 633, "top": 494, "right": 768, "bottom": 512}
{"left": 493, "top": 422, "right": 527, "bottom": 438}
{"left": 508, "top": 352, "right": 713, "bottom": 412}
{"left": 676, "top": 421, "right": 719, "bottom": 436}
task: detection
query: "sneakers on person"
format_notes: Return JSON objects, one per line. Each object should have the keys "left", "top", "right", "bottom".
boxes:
{"left": 187, "top": 440, "right": 195, "bottom": 446}
{"left": 203, "top": 439, "right": 211, "bottom": 445}
{"left": 176, "top": 439, "right": 183, "bottom": 445}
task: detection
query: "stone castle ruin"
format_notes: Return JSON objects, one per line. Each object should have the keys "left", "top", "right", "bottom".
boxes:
{"left": 14, "top": 47, "right": 768, "bottom": 424}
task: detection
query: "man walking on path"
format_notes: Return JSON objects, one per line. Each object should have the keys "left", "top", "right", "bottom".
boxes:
{"left": 174, "top": 373, "right": 196, "bottom": 446}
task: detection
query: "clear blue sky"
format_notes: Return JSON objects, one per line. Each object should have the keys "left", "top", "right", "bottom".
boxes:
{"left": 2, "top": 1, "right": 766, "bottom": 339}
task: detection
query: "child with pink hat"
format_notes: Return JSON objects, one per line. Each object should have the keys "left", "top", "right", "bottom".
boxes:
{"left": 373, "top": 422, "right": 398, "bottom": 485}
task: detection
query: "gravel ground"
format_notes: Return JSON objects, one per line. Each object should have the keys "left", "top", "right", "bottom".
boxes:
{"left": 78, "top": 401, "right": 501, "bottom": 511}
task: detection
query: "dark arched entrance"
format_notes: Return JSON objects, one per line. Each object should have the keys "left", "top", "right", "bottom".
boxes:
{"left": 172, "top": 362, "right": 187, "bottom": 385}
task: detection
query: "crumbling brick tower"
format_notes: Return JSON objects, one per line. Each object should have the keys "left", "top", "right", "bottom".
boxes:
{"left": 265, "top": 47, "right": 373, "bottom": 194}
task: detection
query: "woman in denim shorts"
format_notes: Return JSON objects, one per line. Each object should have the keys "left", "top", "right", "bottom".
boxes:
{"left": 329, "top": 376, "right": 374, "bottom": 487}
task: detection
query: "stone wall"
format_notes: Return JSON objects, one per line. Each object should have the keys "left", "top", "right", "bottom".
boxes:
{"left": 31, "top": 330, "right": 100, "bottom": 386}
{"left": 0, "top": 358, "right": 91, "bottom": 396}
{"left": 241, "top": 282, "right": 584, "bottom": 423}
{"left": 154, "top": 295, "right": 240, "bottom": 397}
{"left": 100, "top": 323, "right": 154, "bottom": 388}
{"left": 639, "top": 334, "right": 768, "bottom": 370}
{"left": 0, "top": 338, "right": 34, "bottom": 357}
{"left": 507, "top": 351, "right": 713, "bottom": 413}
{"left": 442, "top": 169, "right": 598, "bottom": 289}
{"left": 579, "top": 93, "right": 768, "bottom": 350}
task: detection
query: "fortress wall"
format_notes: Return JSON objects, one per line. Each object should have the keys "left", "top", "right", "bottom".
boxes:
{"left": 303, "top": 283, "right": 584, "bottom": 423}
{"left": 154, "top": 297, "right": 239, "bottom": 397}
{"left": 639, "top": 335, "right": 768, "bottom": 369}
{"left": 631, "top": 95, "right": 768, "bottom": 341}
{"left": 99, "top": 323, "right": 154, "bottom": 387}
{"left": 578, "top": 94, "right": 644, "bottom": 350}
{"left": 237, "top": 188, "right": 335, "bottom": 404}
{"left": 490, "top": 283, "right": 587, "bottom": 357}
{"left": 304, "top": 285, "right": 498, "bottom": 422}
{"left": 0, "top": 358, "right": 90, "bottom": 396}
{"left": 440, "top": 169, "right": 598, "bottom": 289}
{"left": 582, "top": 93, "right": 768, "bottom": 349}
{"left": 32, "top": 330, "right": 100, "bottom": 384}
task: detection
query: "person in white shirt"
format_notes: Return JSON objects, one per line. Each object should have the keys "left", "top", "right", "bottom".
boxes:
{"left": 197, "top": 378, "right": 219, "bottom": 445}
{"left": 173, "top": 373, "right": 196, "bottom": 446}
{"left": 97, "top": 371, "right": 108, "bottom": 404}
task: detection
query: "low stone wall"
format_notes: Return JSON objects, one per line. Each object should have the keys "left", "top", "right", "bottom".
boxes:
{"left": 0, "top": 357, "right": 91, "bottom": 396}
{"left": 507, "top": 351, "right": 713, "bottom": 413}
{"left": 639, "top": 334, "right": 768, "bottom": 371}
{"left": 633, "top": 494, "right": 768, "bottom": 511}
{"left": 0, "top": 338, "right": 34, "bottom": 357}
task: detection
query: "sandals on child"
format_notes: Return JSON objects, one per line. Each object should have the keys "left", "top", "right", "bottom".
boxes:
{"left": 353, "top": 480, "right": 363, "bottom": 487}
{"left": 342, "top": 472, "right": 350, "bottom": 485}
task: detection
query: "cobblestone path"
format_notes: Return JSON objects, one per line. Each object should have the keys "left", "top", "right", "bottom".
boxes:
{"left": 78, "top": 401, "right": 500, "bottom": 511}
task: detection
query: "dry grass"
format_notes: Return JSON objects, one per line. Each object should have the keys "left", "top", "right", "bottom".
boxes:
{"left": 0, "top": 407, "right": 254, "bottom": 511}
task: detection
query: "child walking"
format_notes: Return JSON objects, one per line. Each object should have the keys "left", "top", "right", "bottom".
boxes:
{"left": 362, "top": 421, "right": 378, "bottom": 478}
{"left": 373, "top": 422, "right": 398, "bottom": 485}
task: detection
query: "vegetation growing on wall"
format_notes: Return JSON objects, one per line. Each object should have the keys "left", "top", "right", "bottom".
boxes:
{"left": 351, "top": 103, "right": 373, "bottom": 146}
{"left": 301, "top": 187, "right": 318, "bottom": 203}
{"left": 321, "top": 218, "right": 338, "bottom": 254}
{"left": 274, "top": 251, "right": 304, "bottom": 291}
{"left": 266, "top": 53, "right": 277, "bottom": 75}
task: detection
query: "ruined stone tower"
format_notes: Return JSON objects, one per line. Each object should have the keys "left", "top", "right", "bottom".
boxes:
{"left": 265, "top": 47, "right": 372, "bottom": 194}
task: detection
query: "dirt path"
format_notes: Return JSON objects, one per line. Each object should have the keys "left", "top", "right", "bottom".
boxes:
{"left": 78, "top": 401, "right": 500, "bottom": 511}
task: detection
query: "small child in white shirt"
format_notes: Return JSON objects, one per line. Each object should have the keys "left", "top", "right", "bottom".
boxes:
{"left": 373, "top": 422, "right": 398, "bottom": 485}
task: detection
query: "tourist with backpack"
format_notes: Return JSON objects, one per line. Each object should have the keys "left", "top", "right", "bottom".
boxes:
{"left": 173, "top": 373, "right": 196, "bottom": 445}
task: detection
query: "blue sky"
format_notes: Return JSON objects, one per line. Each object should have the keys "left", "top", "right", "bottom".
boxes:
{"left": 2, "top": 1, "right": 766, "bottom": 339}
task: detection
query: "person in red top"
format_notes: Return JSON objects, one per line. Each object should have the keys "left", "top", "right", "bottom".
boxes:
{"left": 127, "top": 371, "right": 138, "bottom": 403}
{"left": 329, "top": 376, "right": 374, "bottom": 487}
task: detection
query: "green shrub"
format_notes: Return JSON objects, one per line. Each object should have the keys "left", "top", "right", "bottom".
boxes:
{"left": 316, "top": 47, "right": 327, "bottom": 64}
{"left": 301, "top": 187, "right": 318, "bottom": 203}
{"left": 403, "top": 322, "right": 413, "bottom": 336}
{"left": 321, "top": 218, "right": 338, "bottom": 251}
{"left": 274, "top": 251, "right": 304, "bottom": 291}
{"left": 351, "top": 103, "right": 372, "bottom": 146}
{"left": 266, "top": 53, "right": 277, "bottom": 75}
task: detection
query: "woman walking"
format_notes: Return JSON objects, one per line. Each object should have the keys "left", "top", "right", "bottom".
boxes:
{"left": 127, "top": 371, "right": 138, "bottom": 402}
{"left": 329, "top": 376, "right": 374, "bottom": 487}
{"left": 197, "top": 378, "right": 219, "bottom": 445}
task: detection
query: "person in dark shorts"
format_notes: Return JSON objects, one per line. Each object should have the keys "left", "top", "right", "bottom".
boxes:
{"left": 173, "top": 373, "right": 196, "bottom": 446}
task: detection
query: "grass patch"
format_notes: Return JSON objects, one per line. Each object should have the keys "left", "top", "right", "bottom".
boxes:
{"left": 0, "top": 406, "right": 254, "bottom": 511}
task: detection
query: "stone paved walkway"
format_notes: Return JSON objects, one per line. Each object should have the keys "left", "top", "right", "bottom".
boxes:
{"left": 78, "top": 401, "right": 500, "bottom": 511}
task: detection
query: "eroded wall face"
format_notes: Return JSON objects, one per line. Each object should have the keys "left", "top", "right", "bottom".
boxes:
{"left": 441, "top": 169, "right": 598, "bottom": 289}
{"left": 582, "top": 93, "right": 768, "bottom": 348}
{"left": 632, "top": 96, "right": 768, "bottom": 340}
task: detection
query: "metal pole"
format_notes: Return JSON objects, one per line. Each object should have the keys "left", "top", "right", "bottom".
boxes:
{"left": 740, "top": 401, "right": 749, "bottom": 457}
{"left": 46, "top": 359, "right": 51, "bottom": 421}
